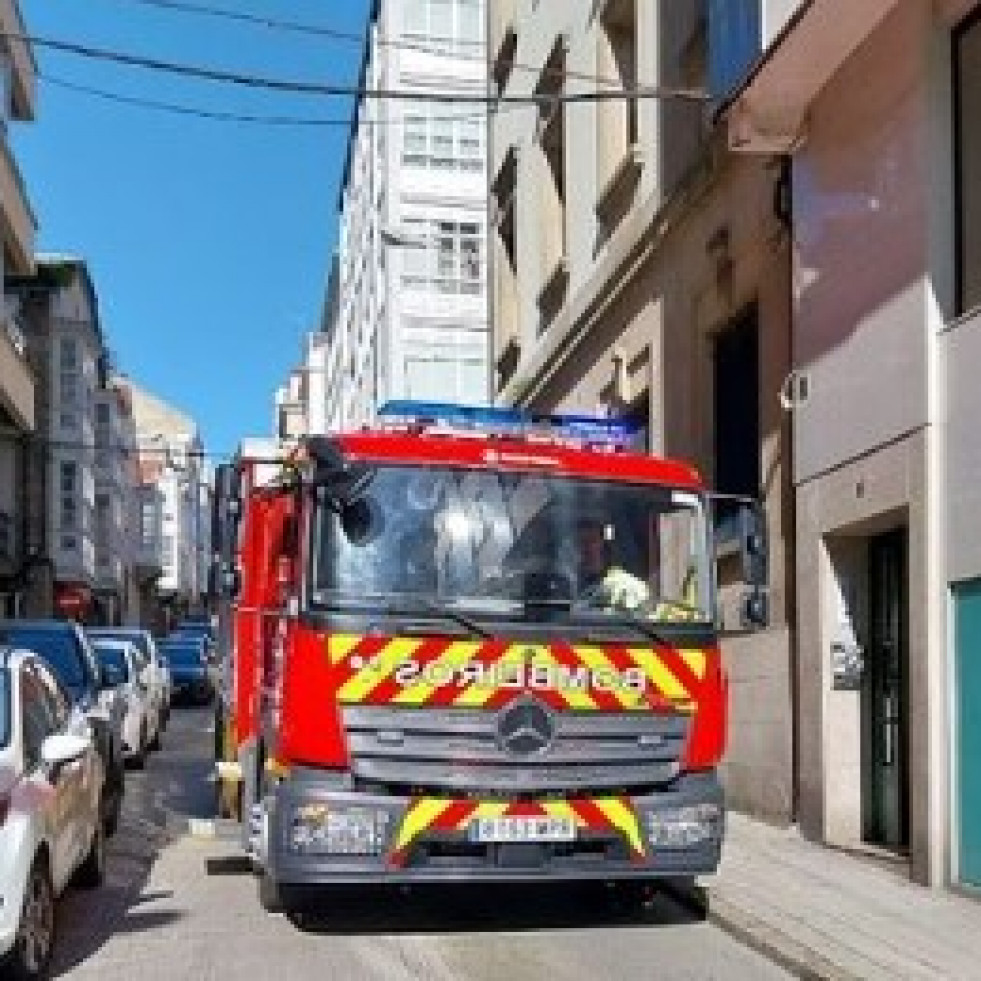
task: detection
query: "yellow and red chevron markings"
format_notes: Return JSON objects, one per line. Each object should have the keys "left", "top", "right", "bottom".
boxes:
{"left": 325, "top": 633, "right": 709, "bottom": 712}
{"left": 390, "top": 797, "right": 646, "bottom": 866}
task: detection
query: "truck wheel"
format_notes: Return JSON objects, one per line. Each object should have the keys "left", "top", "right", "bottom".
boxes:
{"left": 258, "top": 871, "right": 282, "bottom": 914}
{"left": 7, "top": 857, "right": 55, "bottom": 980}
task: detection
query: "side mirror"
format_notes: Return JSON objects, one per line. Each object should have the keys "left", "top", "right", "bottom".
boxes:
{"left": 41, "top": 732, "right": 88, "bottom": 768}
{"left": 738, "top": 501, "right": 768, "bottom": 589}
{"left": 340, "top": 497, "right": 384, "bottom": 546}
{"left": 217, "top": 563, "right": 241, "bottom": 599}
{"left": 99, "top": 664, "right": 126, "bottom": 690}
{"left": 309, "top": 437, "right": 374, "bottom": 504}
{"left": 741, "top": 588, "right": 769, "bottom": 629}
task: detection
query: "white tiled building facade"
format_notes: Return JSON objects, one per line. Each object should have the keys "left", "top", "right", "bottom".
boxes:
{"left": 327, "top": 0, "right": 489, "bottom": 428}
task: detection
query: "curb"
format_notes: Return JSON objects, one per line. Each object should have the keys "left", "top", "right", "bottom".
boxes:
{"left": 660, "top": 880, "right": 863, "bottom": 981}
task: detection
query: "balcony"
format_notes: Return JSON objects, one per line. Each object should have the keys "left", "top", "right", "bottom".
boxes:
{"left": 0, "top": 308, "right": 33, "bottom": 430}
{"left": 0, "top": 136, "right": 37, "bottom": 275}
{"left": 0, "top": 0, "right": 37, "bottom": 121}
{"left": 723, "top": 0, "right": 901, "bottom": 153}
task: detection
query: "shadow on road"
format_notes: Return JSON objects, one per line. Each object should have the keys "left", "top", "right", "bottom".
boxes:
{"left": 282, "top": 881, "right": 705, "bottom": 937}
{"left": 49, "top": 708, "right": 216, "bottom": 977}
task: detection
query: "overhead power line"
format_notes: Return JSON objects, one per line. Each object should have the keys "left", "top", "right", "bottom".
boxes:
{"left": 3, "top": 31, "right": 707, "bottom": 106}
{"left": 40, "top": 71, "right": 493, "bottom": 127}
{"left": 100, "top": 0, "right": 629, "bottom": 91}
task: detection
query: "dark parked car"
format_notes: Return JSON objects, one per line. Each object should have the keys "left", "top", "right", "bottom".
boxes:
{"left": 0, "top": 620, "right": 126, "bottom": 835}
{"left": 159, "top": 639, "right": 213, "bottom": 705}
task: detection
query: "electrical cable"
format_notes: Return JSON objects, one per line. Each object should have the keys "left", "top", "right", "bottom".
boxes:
{"left": 2, "top": 30, "right": 707, "bottom": 106}
{"left": 39, "top": 70, "right": 496, "bottom": 127}
{"left": 99, "top": 0, "right": 661, "bottom": 92}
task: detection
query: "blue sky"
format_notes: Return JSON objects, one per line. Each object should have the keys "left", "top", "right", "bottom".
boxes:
{"left": 14, "top": 0, "right": 371, "bottom": 458}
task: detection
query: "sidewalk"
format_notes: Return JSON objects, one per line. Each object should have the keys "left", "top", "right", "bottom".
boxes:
{"left": 689, "top": 813, "right": 981, "bottom": 980}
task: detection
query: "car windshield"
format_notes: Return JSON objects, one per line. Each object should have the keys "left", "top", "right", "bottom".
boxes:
{"left": 0, "top": 669, "right": 9, "bottom": 749}
{"left": 89, "top": 629, "right": 149, "bottom": 660}
{"left": 0, "top": 627, "right": 87, "bottom": 695}
{"left": 311, "top": 466, "right": 712, "bottom": 625}
{"left": 93, "top": 644, "right": 130, "bottom": 682}
{"left": 161, "top": 645, "right": 202, "bottom": 666}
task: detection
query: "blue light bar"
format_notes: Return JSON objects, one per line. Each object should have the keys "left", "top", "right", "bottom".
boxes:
{"left": 377, "top": 401, "right": 639, "bottom": 445}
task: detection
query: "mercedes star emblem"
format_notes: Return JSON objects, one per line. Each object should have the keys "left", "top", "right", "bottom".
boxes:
{"left": 496, "top": 696, "right": 557, "bottom": 757}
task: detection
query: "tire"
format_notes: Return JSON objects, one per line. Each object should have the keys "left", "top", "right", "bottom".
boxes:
{"left": 74, "top": 820, "right": 106, "bottom": 889}
{"left": 104, "top": 763, "right": 124, "bottom": 838}
{"left": 258, "top": 871, "right": 282, "bottom": 914}
{"left": 7, "top": 857, "right": 55, "bottom": 980}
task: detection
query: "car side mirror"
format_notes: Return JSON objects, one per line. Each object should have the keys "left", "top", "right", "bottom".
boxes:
{"left": 41, "top": 732, "right": 88, "bottom": 769}
{"left": 99, "top": 664, "right": 126, "bottom": 690}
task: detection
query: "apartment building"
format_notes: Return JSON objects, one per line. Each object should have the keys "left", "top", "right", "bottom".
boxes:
{"left": 327, "top": 0, "right": 489, "bottom": 428}
{"left": 273, "top": 331, "right": 330, "bottom": 440}
{"left": 489, "top": 0, "right": 797, "bottom": 825}
{"left": 724, "top": 0, "right": 981, "bottom": 888}
{"left": 93, "top": 382, "right": 140, "bottom": 623}
{"left": 5, "top": 257, "right": 115, "bottom": 621}
{"left": 123, "top": 380, "right": 209, "bottom": 621}
{"left": 0, "top": 0, "right": 36, "bottom": 615}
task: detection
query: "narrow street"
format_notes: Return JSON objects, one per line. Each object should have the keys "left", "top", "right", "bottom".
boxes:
{"left": 49, "top": 708, "right": 790, "bottom": 980}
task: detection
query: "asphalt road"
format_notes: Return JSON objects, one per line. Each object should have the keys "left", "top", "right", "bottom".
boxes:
{"left": 49, "top": 707, "right": 790, "bottom": 980}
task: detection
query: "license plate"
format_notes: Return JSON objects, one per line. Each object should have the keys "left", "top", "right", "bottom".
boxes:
{"left": 468, "top": 816, "right": 576, "bottom": 843}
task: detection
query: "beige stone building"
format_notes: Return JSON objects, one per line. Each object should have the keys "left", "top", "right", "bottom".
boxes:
{"left": 488, "top": 0, "right": 799, "bottom": 824}
{"left": 490, "top": 0, "right": 981, "bottom": 889}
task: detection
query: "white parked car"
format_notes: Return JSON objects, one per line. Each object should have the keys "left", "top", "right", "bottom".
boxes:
{"left": 87, "top": 628, "right": 170, "bottom": 738}
{"left": 90, "top": 640, "right": 156, "bottom": 770}
{"left": 0, "top": 646, "right": 105, "bottom": 979}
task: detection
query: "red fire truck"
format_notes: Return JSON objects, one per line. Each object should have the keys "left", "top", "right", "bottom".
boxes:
{"left": 211, "top": 404, "right": 767, "bottom": 913}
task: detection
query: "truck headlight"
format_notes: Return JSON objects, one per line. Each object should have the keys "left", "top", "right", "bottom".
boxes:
{"left": 289, "top": 803, "right": 389, "bottom": 857}
{"left": 646, "top": 804, "right": 721, "bottom": 848}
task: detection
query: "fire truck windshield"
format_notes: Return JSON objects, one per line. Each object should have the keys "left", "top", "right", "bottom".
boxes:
{"left": 310, "top": 466, "right": 712, "bottom": 625}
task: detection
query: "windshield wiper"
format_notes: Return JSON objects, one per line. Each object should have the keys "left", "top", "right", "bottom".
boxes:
{"left": 381, "top": 597, "right": 492, "bottom": 638}
{"left": 564, "top": 606, "right": 680, "bottom": 647}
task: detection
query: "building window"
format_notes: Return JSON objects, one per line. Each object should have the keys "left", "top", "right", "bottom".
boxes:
{"left": 60, "top": 535, "right": 77, "bottom": 552}
{"left": 402, "top": 0, "right": 483, "bottom": 48}
{"left": 400, "top": 218, "right": 484, "bottom": 295}
{"left": 401, "top": 113, "right": 485, "bottom": 172}
{"left": 60, "top": 461, "right": 77, "bottom": 494}
{"left": 956, "top": 10, "right": 981, "bottom": 314}
{"left": 59, "top": 461, "right": 78, "bottom": 532}
{"left": 60, "top": 336, "right": 78, "bottom": 369}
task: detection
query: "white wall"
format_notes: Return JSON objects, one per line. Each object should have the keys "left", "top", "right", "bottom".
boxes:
{"left": 943, "top": 309, "right": 981, "bottom": 584}
{"left": 791, "top": 2, "right": 931, "bottom": 485}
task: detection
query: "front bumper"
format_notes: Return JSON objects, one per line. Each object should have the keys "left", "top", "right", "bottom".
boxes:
{"left": 264, "top": 770, "right": 723, "bottom": 888}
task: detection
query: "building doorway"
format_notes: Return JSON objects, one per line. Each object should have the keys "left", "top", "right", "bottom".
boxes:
{"left": 954, "top": 578, "right": 981, "bottom": 887}
{"left": 863, "top": 529, "right": 910, "bottom": 852}
{"left": 712, "top": 306, "right": 760, "bottom": 541}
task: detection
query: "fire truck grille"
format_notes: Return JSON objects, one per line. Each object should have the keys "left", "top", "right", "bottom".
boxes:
{"left": 340, "top": 706, "right": 688, "bottom": 795}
